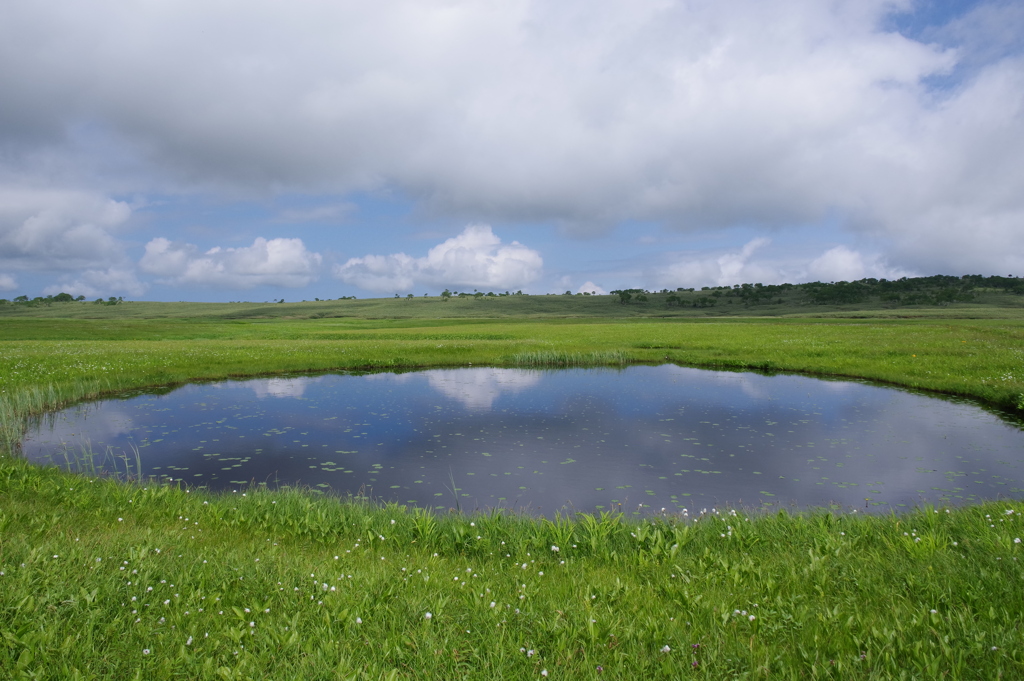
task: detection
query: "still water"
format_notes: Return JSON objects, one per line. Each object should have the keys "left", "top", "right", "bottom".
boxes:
{"left": 20, "top": 365, "right": 1024, "bottom": 514}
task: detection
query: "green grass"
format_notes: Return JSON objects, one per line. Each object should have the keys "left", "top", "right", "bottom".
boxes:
{"left": 3, "top": 456, "right": 1024, "bottom": 679}
{"left": 2, "top": 300, "right": 1024, "bottom": 678}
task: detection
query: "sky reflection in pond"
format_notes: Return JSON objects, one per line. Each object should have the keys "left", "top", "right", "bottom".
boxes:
{"left": 21, "top": 365, "right": 1024, "bottom": 515}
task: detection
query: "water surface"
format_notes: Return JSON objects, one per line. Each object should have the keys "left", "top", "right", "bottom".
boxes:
{"left": 21, "top": 365, "right": 1024, "bottom": 514}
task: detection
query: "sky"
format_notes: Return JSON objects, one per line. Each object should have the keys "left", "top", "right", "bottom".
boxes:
{"left": 0, "top": 0, "right": 1022, "bottom": 302}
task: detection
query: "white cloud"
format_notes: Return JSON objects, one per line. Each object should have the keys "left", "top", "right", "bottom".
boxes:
{"left": 43, "top": 267, "right": 147, "bottom": 298}
{"left": 333, "top": 224, "right": 542, "bottom": 292}
{"left": 244, "top": 376, "right": 323, "bottom": 399}
{"left": 647, "top": 240, "right": 913, "bottom": 290}
{"left": 139, "top": 238, "right": 191, "bottom": 279}
{"left": 0, "top": 1, "right": 1022, "bottom": 275}
{"left": 0, "top": 273, "right": 16, "bottom": 291}
{"left": 806, "top": 246, "right": 911, "bottom": 282}
{"left": 140, "top": 236, "right": 322, "bottom": 289}
{"left": 0, "top": 187, "right": 130, "bottom": 270}
{"left": 424, "top": 368, "right": 544, "bottom": 410}
{"left": 656, "top": 238, "right": 782, "bottom": 288}
{"left": 577, "top": 281, "right": 606, "bottom": 295}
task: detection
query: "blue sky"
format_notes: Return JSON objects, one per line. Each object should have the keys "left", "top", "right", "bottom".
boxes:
{"left": 1, "top": 0, "right": 1022, "bottom": 302}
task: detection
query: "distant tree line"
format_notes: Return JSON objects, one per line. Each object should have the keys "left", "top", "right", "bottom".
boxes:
{"left": 3, "top": 274, "right": 1018, "bottom": 310}
{"left": 610, "top": 274, "right": 1022, "bottom": 308}
{"left": 797, "top": 274, "right": 1022, "bottom": 306}
{"left": 0, "top": 292, "right": 125, "bottom": 307}
{"left": 438, "top": 289, "right": 524, "bottom": 301}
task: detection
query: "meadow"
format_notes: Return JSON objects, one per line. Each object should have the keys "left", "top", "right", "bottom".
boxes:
{"left": 2, "top": 295, "right": 1024, "bottom": 678}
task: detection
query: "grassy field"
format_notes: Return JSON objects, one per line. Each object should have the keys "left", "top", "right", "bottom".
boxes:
{"left": 2, "top": 281, "right": 1024, "bottom": 321}
{"left": 2, "top": 297, "right": 1024, "bottom": 678}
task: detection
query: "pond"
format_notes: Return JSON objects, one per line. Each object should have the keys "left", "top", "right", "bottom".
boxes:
{"left": 19, "top": 365, "right": 1024, "bottom": 515}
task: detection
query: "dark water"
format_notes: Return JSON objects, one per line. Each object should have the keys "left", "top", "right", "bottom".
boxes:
{"left": 20, "top": 365, "right": 1024, "bottom": 514}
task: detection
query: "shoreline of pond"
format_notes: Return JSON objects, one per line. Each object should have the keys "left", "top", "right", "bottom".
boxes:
{"left": 19, "top": 365, "right": 1024, "bottom": 516}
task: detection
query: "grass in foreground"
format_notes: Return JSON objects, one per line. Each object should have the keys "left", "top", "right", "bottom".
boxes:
{"left": 3, "top": 455, "right": 1024, "bottom": 679}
